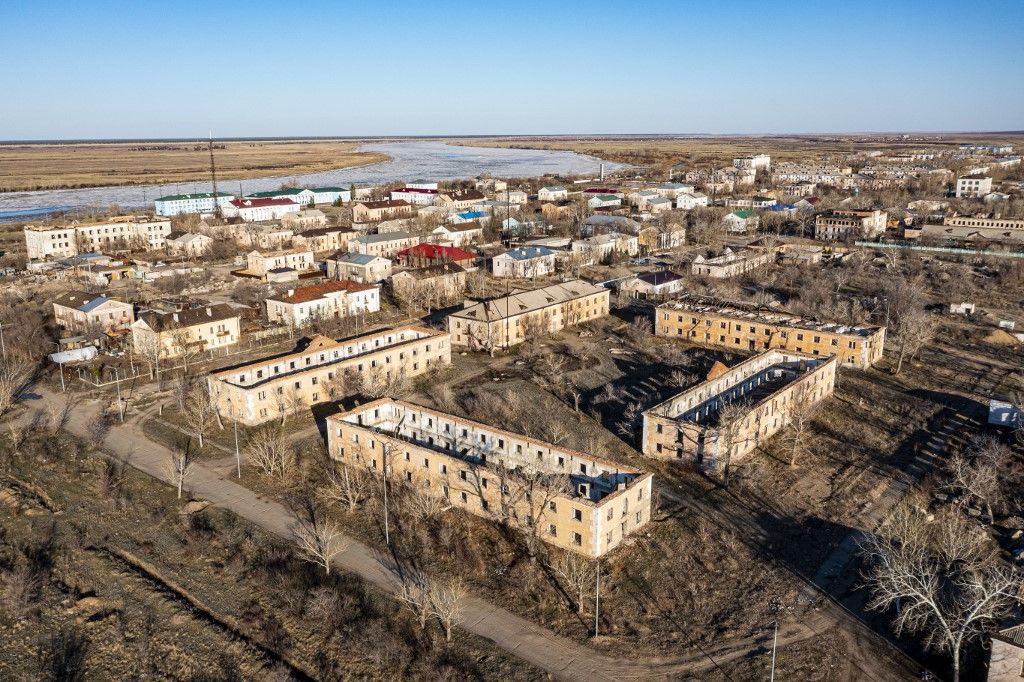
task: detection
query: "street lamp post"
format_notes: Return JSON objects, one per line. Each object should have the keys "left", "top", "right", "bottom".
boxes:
{"left": 114, "top": 367, "right": 124, "bottom": 422}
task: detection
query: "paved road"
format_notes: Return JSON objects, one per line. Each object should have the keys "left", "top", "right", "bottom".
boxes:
{"left": 18, "top": 385, "right": 815, "bottom": 681}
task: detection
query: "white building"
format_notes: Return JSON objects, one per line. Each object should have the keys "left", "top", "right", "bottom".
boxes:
{"left": 24, "top": 216, "right": 173, "bottom": 261}
{"left": 246, "top": 249, "right": 315, "bottom": 278}
{"left": 538, "top": 186, "right": 569, "bottom": 202}
{"left": 733, "top": 154, "right": 771, "bottom": 170}
{"left": 166, "top": 232, "right": 213, "bottom": 258}
{"left": 223, "top": 198, "right": 300, "bottom": 221}
{"left": 154, "top": 192, "right": 234, "bottom": 216}
{"left": 571, "top": 233, "right": 639, "bottom": 263}
{"left": 675, "top": 192, "right": 709, "bottom": 210}
{"left": 431, "top": 223, "right": 484, "bottom": 247}
{"left": 956, "top": 175, "right": 993, "bottom": 198}
{"left": 723, "top": 211, "right": 759, "bottom": 234}
{"left": 491, "top": 246, "right": 557, "bottom": 278}
{"left": 391, "top": 187, "right": 440, "bottom": 205}
{"left": 266, "top": 280, "right": 381, "bottom": 328}
{"left": 653, "top": 182, "right": 695, "bottom": 198}
{"left": 247, "top": 186, "right": 350, "bottom": 206}
{"left": 587, "top": 194, "right": 622, "bottom": 210}
{"left": 348, "top": 231, "right": 420, "bottom": 259}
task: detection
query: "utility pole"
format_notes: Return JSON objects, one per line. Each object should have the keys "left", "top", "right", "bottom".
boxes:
{"left": 209, "top": 132, "right": 221, "bottom": 219}
{"left": 0, "top": 319, "right": 6, "bottom": 361}
{"left": 594, "top": 560, "right": 601, "bottom": 638}
{"left": 114, "top": 367, "right": 124, "bottom": 422}
{"left": 233, "top": 409, "right": 241, "bottom": 479}
{"left": 770, "top": 620, "right": 778, "bottom": 682}
{"left": 59, "top": 362, "right": 65, "bottom": 392}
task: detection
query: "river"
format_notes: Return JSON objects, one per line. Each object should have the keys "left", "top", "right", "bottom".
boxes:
{"left": 0, "top": 141, "right": 624, "bottom": 219}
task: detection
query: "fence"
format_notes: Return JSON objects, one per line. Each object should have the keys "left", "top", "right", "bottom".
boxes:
{"left": 855, "top": 240, "right": 1024, "bottom": 260}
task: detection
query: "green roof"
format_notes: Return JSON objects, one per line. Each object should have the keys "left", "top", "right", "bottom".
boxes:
{"left": 732, "top": 210, "right": 755, "bottom": 218}
{"left": 312, "top": 186, "right": 347, "bottom": 193}
{"left": 248, "top": 188, "right": 305, "bottom": 198}
{"left": 155, "top": 192, "right": 231, "bottom": 202}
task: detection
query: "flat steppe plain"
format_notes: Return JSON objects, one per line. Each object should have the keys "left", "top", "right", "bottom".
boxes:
{"left": 0, "top": 139, "right": 389, "bottom": 192}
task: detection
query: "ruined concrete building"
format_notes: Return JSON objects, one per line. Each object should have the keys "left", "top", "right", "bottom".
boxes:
{"left": 655, "top": 298, "right": 885, "bottom": 369}
{"left": 642, "top": 350, "right": 837, "bottom": 472}
{"left": 327, "top": 399, "right": 652, "bottom": 557}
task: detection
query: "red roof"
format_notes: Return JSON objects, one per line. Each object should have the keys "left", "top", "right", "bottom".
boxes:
{"left": 583, "top": 187, "right": 619, "bottom": 194}
{"left": 803, "top": 196, "right": 820, "bottom": 204}
{"left": 273, "top": 279, "right": 377, "bottom": 304}
{"left": 231, "top": 197, "right": 298, "bottom": 208}
{"left": 398, "top": 243, "right": 475, "bottom": 262}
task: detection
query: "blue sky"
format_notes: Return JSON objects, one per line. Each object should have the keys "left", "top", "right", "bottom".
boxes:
{"left": 1, "top": 0, "right": 1022, "bottom": 139}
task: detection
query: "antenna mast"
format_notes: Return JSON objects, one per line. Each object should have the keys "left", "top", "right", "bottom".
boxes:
{"left": 209, "top": 131, "right": 221, "bottom": 218}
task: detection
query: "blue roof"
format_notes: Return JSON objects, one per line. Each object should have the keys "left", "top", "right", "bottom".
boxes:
{"left": 335, "top": 252, "right": 379, "bottom": 264}
{"left": 79, "top": 296, "right": 110, "bottom": 313}
{"left": 768, "top": 203, "right": 796, "bottom": 211}
{"left": 457, "top": 211, "right": 486, "bottom": 219}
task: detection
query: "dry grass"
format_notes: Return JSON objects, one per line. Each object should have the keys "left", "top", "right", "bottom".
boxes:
{"left": 0, "top": 140, "right": 389, "bottom": 192}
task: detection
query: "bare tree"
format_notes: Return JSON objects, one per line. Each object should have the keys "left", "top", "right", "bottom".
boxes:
{"left": 292, "top": 496, "right": 349, "bottom": 576}
{"left": 182, "top": 382, "right": 215, "bottom": 448}
{"left": 403, "top": 472, "right": 449, "bottom": 525}
{"left": 244, "top": 425, "right": 295, "bottom": 477}
{"left": 0, "top": 353, "right": 35, "bottom": 418}
{"left": 715, "top": 399, "right": 750, "bottom": 479}
{"left": 553, "top": 552, "right": 596, "bottom": 615}
{"left": 321, "top": 461, "right": 371, "bottom": 513}
{"left": 429, "top": 576, "right": 467, "bottom": 643}
{"left": 395, "top": 564, "right": 433, "bottom": 632}
{"left": 861, "top": 503, "right": 1020, "bottom": 682}
{"left": 884, "top": 276, "right": 935, "bottom": 375}
{"left": 946, "top": 437, "right": 1011, "bottom": 521}
{"left": 166, "top": 445, "right": 196, "bottom": 499}
{"left": 780, "top": 386, "right": 817, "bottom": 467}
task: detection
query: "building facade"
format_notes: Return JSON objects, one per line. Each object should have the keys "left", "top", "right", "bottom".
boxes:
{"left": 326, "top": 252, "right": 392, "bottom": 282}
{"left": 24, "top": 216, "right": 173, "bottom": 260}
{"left": 814, "top": 209, "right": 888, "bottom": 241}
{"left": 326, "top": 399, "right": 653, "bottom": 557}
{"left": 348, "top": 231, "right": 421, "bottom": 259}
{"left": 352, "top": 200, "right": 414, "bottom": 223}
{"left": 52, "top": 292, "right": 135, "bottom": 335}
{"left": 131, "top": 304, "right": 240, "bottom": 360}
{"left": 246, "top": 249, "right": 316, "bottom": 278}
{"left": 447, "top": 280, "right": 610, "bottom": 351}
{"left": 956, "top": 175, "right": 993, "bottom": 198}
{"left": 265, "top": 280, "right": 381, "bottom": 328}
{"left": 655, "top": 298, "right": 886, "bottom": 369}
{"left": 691, "top": 247, "right": 774, "bottom": 278}
{"left": 207, "top": 325, "right": 450, "bottom": 425}
{"left": 641, "top": 350, "right": 836, "bottom": 472}
{"left": 154, "top": 192, "right": 234, "bottom": 216}
{"left": 223, "top": 198, "right": 301, "bottom": 221}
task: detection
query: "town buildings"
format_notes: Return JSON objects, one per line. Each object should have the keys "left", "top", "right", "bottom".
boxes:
{"left": 675, "top": 192, "right": 709, "bottom": 210}
{"left": 24, "top": 216, "right": 173, "bottom": 260}
{"left": 326, "top": 252, "right": 392, "bottom": 283}
{"left": 397, "top": 243, "right": 476, "bottom": 269}
{"left": 956, "top": 175, "right": 994, "bottom": 198}
{"left": 655, "top": 298, "right": 886, "bottom": 369}
{"left": 352, "top": 200, "right": 414, "bottom": 223}
{"left": 207, "top": 325, "right": 450, "bottom": 425}
{"left": 733, "top": 154, "right": 771, "bottom": 170}
{"left": 391, "top": 263, "right": 468, "bottom": 307}
{"left": 437, "top": 189, "right": 486, "bottom": 210}
{"left": 619, "top": 271, "right": 685, "bottom": 300}
{"left": 491, "top": 246, "right": 557, "bottom": 278}
{"left": 571, "top": 233, "right": 639, "bottom": 263}
{"left": 222, "top": 198, "right": 300, "bottom": 222}
{"left": 431, "top": 222, "right": 484, "bottom": 247}
{"left": 246, "top": 249, "right": 316, "bottom": 279}
{"left": 814, "top": 209, "right": 888, "bottom": 241}
{"left": 943, "top": 214, "right": 1024, "bottom": 231}
{"left": 723, "top": 210, "right": 759, "bottom": 234}
{"left": 641, "top": 350, "right": 836, "bottom": 472}
{"left": 166, "top": 232, "right": 213, "bottom": 258}
{"left": 538, "top": 186, "right": 568, "bottom": 202}
{"left": 391, "top": 186, "right": 439, "bottom": 206}
{"left": 293, "top": 226, "right": 353, "bottom": 254}
{"left": 52, "top": 292, "right": 135, "bottom": 335}
{"left": 281, "top": 209, "right": 328, "bottom": 231}
{"left": 265, "top": 280, "right": 381, "bottom": 328}
{"left": 587, "top": 194, "right": 622, "bottom": 210}
{"left": 131, "top": 304, "right": 241, "bottom": 360}
{"left": 988, "top": 624, "right": 1024, "bottom": 681}
{"left": 248, "top": 187, "right": 350, "bottom": 206}
{"left": 348, "top": 231, "right": 420, "bottom": 259}
{"left": 447, "top": 280, "right": 609, "bottom": 351}
{"left": 154, "top": 192, "right": 234, "bottom": 216}
{"left": 325, "top": 399, "right": 653, "bottom": 557}
{"left": 691, "top": 247, "right": 773, "bottom": 278}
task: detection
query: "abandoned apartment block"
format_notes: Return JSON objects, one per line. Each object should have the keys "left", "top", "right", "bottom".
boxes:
{"left": 642, "top": 350, "right": 837, "bottom": 472}
{"left": 207, "top": 325, "right": 450, "bottom": 426}
{"left": 655, "top": 299, "right": 886, "bottom": 369}
{"left": 326, "top": 399, "right": 653, "bottom": 558}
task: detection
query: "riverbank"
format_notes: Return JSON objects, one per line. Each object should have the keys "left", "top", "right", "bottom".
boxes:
{"left": 0, "top": 139, "right": 390, "bottom": 193}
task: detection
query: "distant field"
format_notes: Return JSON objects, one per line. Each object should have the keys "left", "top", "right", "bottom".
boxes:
{"left": 455, "top": 133, "right": 1024, "bottom": 170}
{"left": 0, "top": 140, "right": 389, "bottom": 192}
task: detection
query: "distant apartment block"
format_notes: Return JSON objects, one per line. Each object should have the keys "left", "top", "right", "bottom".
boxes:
{"left": 326, "top": 252, "right": 392, "bottom": 283}
{"left": 222, "top": 197, "right": 300, "bottom": 221}
{"left": 642, "top": 350, "right": 836, "bottom": 472}
{"left": 943, "top": 214, "right": 1024, "bottom": 231}
{"left": 349, "top": 231, "right": 421, "bottom": 259}
{"left": 248, "top": 186, "right": 350, "bottom": 206}
{"left": 207, "top": 325, "right": 450, "bottom": 425}
{"left": 154, "top": 192, "right": 234, "bottom": 216}
{"left": 733, "top": 154, "right": 771, "bottom": 170}
{"left": 814, "top": 209, "right": 887, "bottom": 241}
{"left": 691, "top": 247, "right": 773, "bottom": 278}
{"left": 448, "top": 280, "right": 609, "bottom": 351}
{"left": 326, "top": 399, "right": 653, "bottom": 557}
{"left": 265, "top": 280, "right": 380, "bottom": 328}
{"left": 24, "top": 216, "right": 172, "bottom": 260}
{"left": 391, "top": 186, "right": 439, "bottom": 206}
{"left": 955, "top": 175, "right": 993, "bottom": 199}
{"left": 655, "top": 298, "right": 886, "bottom": 369}
{"left": 538, "top": 186, "right": 569, "bottom": 202}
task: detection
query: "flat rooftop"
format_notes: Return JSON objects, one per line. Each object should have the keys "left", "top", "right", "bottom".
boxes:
{"left": 659, "top": 297, "right": 882, "bottom": 338}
